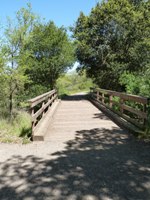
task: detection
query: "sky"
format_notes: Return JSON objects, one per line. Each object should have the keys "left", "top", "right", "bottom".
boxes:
{"left": 0, "top": 0, "right": 100, "bottom": 72}
{"left": 0, "top": 0, "right": 100, "bottom": 28}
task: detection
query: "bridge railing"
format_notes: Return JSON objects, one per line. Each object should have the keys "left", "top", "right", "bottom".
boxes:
{"left": 28, "top": 89, "right": 58, "bottom": 133}
{"left": 90, "top": 87, "right": 149, "bottom": 129}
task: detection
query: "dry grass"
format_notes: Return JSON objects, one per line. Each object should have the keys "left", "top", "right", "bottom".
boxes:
{"left": 0, "top": 111, "right": 32, "bottom": 144}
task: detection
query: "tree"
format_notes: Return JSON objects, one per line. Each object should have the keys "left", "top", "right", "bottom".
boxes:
{"left": 73, "top": 0, "right": 150, "bottom": 91}
{"left": 25, "top": 21, "right": 75, "bottom": 94}
{"left": 0, "top": 50, "right": 6, "bottom": 111}
{"left": 2, "top": 3, "right": 38, "bottom": 117}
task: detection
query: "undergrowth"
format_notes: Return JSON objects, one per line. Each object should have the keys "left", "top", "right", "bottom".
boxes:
{"left": 0, "top": 111, "right": 32, "bottom": 144}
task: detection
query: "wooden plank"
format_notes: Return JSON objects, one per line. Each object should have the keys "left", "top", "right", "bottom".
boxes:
{"left": 32, "top": 100, "right": 61, "bottom": 141}
{"left": 92, "top": 94, "right": 105, "bottom": 105}
{"left": 28, "top": 90, "right": 56, "bottom": 108}
{"left": 91, "top": 94, "right": 145, "bottom": 128}
{"left": 97, "top": 95, "right": 105, "bottom": 100}
{"left": 29, "top": 89, "right": 56, "bottom": 103}
{"left": 108, "top": 105, "right": 144, "bottom": 129}
{"left": 90, "top": 97, "right": 144, "bottom": 135}
{"left": 96, "top": 91, "right": 99, "bottom": 101}
{"left": 121, "top": 113, "right": 144, "bottom": 129}
{"left": 107, "top": 106, "right": 144, "bottom": 129}
{"left": 122, "top": 104, "right": 147, "bottom": 119}
{"left": 32, "top": 94, "right": 57, "bottom": 122}
{"left": 120, "top": 93, "right": 148, "bottom": 104}
{"left": 96, "top": 88, "right": 121, "bottom": 97}
{"left": 109, "top": 95, "right": 113, "bottom": 108}
{"left": 94, "top": 88, "right": 148, "bottom": 104}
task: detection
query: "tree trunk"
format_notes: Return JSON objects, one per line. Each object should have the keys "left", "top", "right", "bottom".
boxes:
{"left": 9, "top": 93, "right": 13, "bottom": 119}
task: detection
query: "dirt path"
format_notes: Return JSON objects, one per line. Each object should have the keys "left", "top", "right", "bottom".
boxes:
{"left": 0, "top": 95, "right": 150, "bottom": 200}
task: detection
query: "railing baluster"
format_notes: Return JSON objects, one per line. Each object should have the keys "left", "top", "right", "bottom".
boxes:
{"left": 90, "top": 88, "right": 148, "bottom": 129}
{"left": 42, "top": 101, "right": 45, "bottom": 116}
{"left": 120, "top": 96, "right": 124, "bottom": 115}
{"left": 97, "top": 91, "right": 99, "bottom": 101}
{"left": 28, "top": 89, "right": 58, "bottom": 134}
{"left": 102, "top": 93, "right": 105, "bottom": 104}
{"left": 109, "top": 95, "right": 113, "bottom": 108}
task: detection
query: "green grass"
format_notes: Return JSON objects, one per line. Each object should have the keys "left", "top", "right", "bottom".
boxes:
{"left": 0, "top": 111, "right": 32, "bottom": 144}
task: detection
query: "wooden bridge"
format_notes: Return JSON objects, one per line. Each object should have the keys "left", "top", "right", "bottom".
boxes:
{"left": 28, "top": 88, "right": 149, "bottom": 141}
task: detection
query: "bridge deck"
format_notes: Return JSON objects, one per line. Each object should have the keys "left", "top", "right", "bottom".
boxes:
{"left": 45, "top": 94, "right": 120, "bottom": 142}
{"left": 0, "top": 95, "right": 150, "bottom": 199}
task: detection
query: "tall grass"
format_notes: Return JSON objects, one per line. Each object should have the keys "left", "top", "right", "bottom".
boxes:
{"left": 0, "top": 110, "right": 32, "bottom": 144}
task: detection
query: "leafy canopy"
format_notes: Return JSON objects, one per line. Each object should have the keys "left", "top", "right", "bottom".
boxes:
{"left": 73, "top": 0, "right": 150, "bottom": 91}
{"left": 25, "top": 21, "right": 75, "bottom": 94}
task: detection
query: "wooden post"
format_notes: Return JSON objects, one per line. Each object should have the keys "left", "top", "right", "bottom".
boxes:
{"left": 109, "top": 95, "right": 113, "bottom": 108}
{"left": 120, "top": 96, "right": 124, "bottom": 116}
{"left": 42, "top": 101, "right": 45, "bottom": 116}
{"left": 102, "top": 93, "right": 105, "bottom": 104}
{"left": 143, "top": 103, "right": 147, "bottom": 126}
{"left": 32, "top": 121, "right": 35, "bottom": 132}
{"left": 31, "top": 108, "right": 35, "bottom": 131}
{"left": 27, "top": 89, "right": 58, "bottom": 138}
{"left": 31, "top": 108, "right": 34, "bottom": 116}
{"left": 56, "top": 91, "right": 58, "bottom": 101}
{"left": 97, "top": 91, "right": 99, "bottom": 101}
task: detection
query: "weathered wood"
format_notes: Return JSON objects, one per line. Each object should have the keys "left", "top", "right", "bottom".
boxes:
{"left": 122, "top": 104, "right": 147, "bottom": 119}
{"left": 120, "top": 98, "right": 124, "bottom": 115}
{"left": 121, "top": 113, "right": 144, "bottom": 129}
{"left": 109, "top": 95, "right": 113, "bottom": 108}
{"left": 28, "top": 89, "right": 58, "bottom": 137}
{"left": 97, "top": 91, "right": 99, "bottom": 101}
{"left": 120, "top": 93, "right": 148, "bottom": 104}
{"left": 32, "top": 100, "right": 61, "bottom": 141}
{"left": 95, "top": 88, "right": 148, "bottom": 104}
{"left": 32, "top": 94, "right": 57, "bottom": 122}
{"left": 28, "top": 90, "right": 56, "bottom": 108}
{"left": 90, "top": 97, "right": 144, "bottom": 135}
{"left": 102, "top": 93, "right": 105, "bottom": 104}
{"left": 90, "top": 87, "right": 149, "bottom": 128}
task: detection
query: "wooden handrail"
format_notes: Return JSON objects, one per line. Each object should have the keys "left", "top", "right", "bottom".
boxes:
{"left": 90, "top": 87, "right": 149, "bottom": 129}
{"left": 28, "top": 89, "right": 58, "bottom": 132}
{"left": 28, "top": 89, "right": 56, "bottom": 108}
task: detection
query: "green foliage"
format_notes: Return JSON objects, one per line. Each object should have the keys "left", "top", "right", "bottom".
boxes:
{"left": 120, "top": 68, "right": 150, "bottom": 97}
{"left": 0, "top": 4, "right": 75, "bottom": 142}
{"left": 72, "top": 0, "right": 150, "bottom": 138}
{"left": 0, "top": 3, "right": 75, "bottom": 116}
{"left": 56, "top": 71, "right": 94, "bottom": 96}
{"left": 0, "top": 1, "right": 149, "bottom": 142}
{"left": 120, "top": 72, "right": 141, "bottom": 95}
{"left": 25, "top": 21, "right": 75, "bottom": 92}
{"left": 73, "top": 0, "right": 150, "bottom": 91}
{"left": 0, "top": 3, "right": 38, "bottom": 117}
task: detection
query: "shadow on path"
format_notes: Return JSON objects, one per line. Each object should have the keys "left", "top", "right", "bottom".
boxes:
{"left": 0, "top": 127, "right": 150, "bottom": 199}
